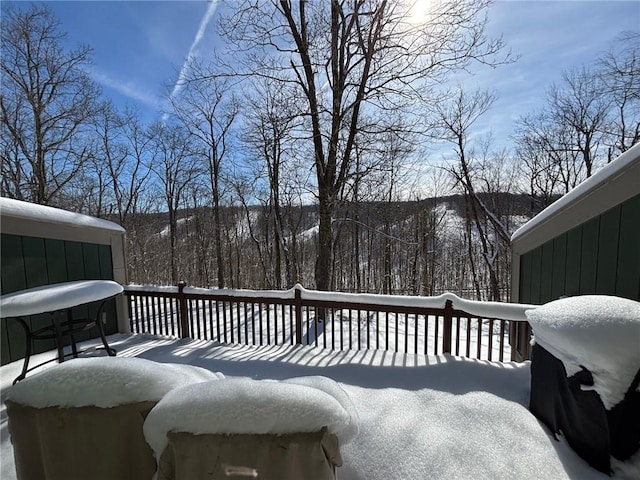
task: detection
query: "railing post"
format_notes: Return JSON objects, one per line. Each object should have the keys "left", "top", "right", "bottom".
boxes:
{"left": 443, "top": 299, "right": 453, "bottom": 354}
{"left": 510, "top": 321, "right": 532, "bottom": 362}
{"left": 509, "top": 321, "right": 518, "bottom": 362}
{"left": 177, "top": 281, "right": 189, "bottom": 339}
{"left": 295, "top": 286, "right": 303, "bottom": 345}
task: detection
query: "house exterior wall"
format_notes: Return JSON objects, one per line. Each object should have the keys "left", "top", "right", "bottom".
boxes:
{"left": 0, "top": 234, "right": 121, "bottom": 365}
{"left": 517, "top": 193, "right": 640, "bottom": 305}
{"left": 0, "top": 199, "right": 129, "bottom": 366}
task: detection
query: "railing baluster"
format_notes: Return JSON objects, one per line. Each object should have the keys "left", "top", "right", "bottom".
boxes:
{"left": 424, "top": 314, "right": 428, "bottom": 355}
{"left": 195, "top": 299, "right": 201, "bottom": 339}
{"left": 168, "top": 297, "right": 175, "bottom": 336}
{"left": 289, "top": 304, "right": 294, "bottom": 346}
{"left": 269, "top": 305, "right": 274, "bottom": 345}
{"left": 322, "top": 306, "right": 327, "bottom": 349}
{"left": 144, "top": 296, "right": 151, "bottom": 335}
{"left": 395, "top": 313, "right": 399, "bottom": 353}
{"left": 209, "top": 300, "right": 214, "bottom": 340}
{"left": 476, "top": 319, "right": 482, "bottom": 359}
{"left": 366, "top": 310, "right": 370, "bottom": 350}
{"left": 247, "top": 303, "right": 252, "bottom": 345}
{"left": 488, "top": 319, "right": 494, "bottom": 362}
{"left": 354, "top": 309, "right": 359, "bottom": 350}
{"left": 130, "top": 294, "right": 136, "bottom": 333}
{"left": 499, "top": 319, "right": 506, "bottom": 362}
{"left": 160, "top": 296, "right": 165, "bottom": 335}
{"left": 331, "top": 307, "right": 335, "bottom": 350}
{"left": 214, "top": 301, "right": 220, "bottom": 342}
{"left": 283, "top": 304, "right": 287, "bottom": 345}
{"left": 258, "top": 303, "right": 263, "bottom": 346}
{"left": 385, "top": 312, "right": 390, "bottom": 351}
{"left": 349, "top": 309, "right": 353, "bottom": 350}
{"left": 414, "top": 313, "right": 418, "bottom": 354}
{"left": 442, "top": 300, "right": 453, "bottom": 355}
{"left": 238, "top": 302, "right": 244, "bottom": 345}
{"left": 223, "top": 301, "right": 229, "bottom": 343}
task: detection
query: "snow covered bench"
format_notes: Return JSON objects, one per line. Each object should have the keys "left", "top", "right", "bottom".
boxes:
{"left": 526, "top": 295, "right": 640, "bottom": 477}
{"left": 144, "top": 376, "right": 359, "bottom": 480}
{"left": 5, "top": 357, "right": 223, "bottom": 480}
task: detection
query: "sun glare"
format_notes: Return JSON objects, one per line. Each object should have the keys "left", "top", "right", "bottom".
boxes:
{"left": 407, "top": 0, "right": 432, "bottom": 24}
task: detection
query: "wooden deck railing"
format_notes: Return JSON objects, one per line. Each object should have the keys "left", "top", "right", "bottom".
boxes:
{"left": 124, "top": 283, "right": 533, "bottom": 362}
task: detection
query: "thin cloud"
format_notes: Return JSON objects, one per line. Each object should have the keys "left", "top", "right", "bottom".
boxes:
{"left": 90, "top": 68, "right": 161, "bottom": 108}
{"left": 168, "top": 0, "right": 220, "bottom": 102}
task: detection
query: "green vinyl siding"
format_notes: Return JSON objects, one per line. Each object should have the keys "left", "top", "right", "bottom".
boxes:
{"left": 529, "top": 246, "right": 542, "bottom": 304}
{"left": 550, "top": 235, "right": 567, "bottom": 300}
{"left": 540, "top": 242, "right": 554, "bottom": 303}
{"left": 64, "top": 241, "right": 85, "bottom": 281}
{"left": 579, "top": 217, "right": 600, "bottom": 294}
{"left": 596, "top": 207, "right": 621, "bottom": 295}
{"left": 616, "top": 195, "right": 640, "bottom": 300}
{"left": 564, "top": 227, "right": 582, "bottom": 297}
{"left": 519, "top": 252, "right": 532, "bottom": 305}
{"left": 98, "top": 244, "right": 113, "bottom": 280}
{"left": 45, "top": 239, "right": 68, "bottom": 284}
{"left": 22, "top": 236, "right": 48, "bottom": 288}
{"left": 1, "top": 233, "right": 118, "bottom": 365}
{"left": 519, "top": 194, "right": 640, "bottom": 304}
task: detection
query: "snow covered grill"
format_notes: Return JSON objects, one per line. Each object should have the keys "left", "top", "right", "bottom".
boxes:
{"left": 526, "top": 295, "right": 640, "bottom": 477}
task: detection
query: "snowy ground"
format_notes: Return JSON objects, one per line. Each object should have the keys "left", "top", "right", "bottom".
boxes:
{"left": 0, "top": 333, "right": 617, "bottom": 480}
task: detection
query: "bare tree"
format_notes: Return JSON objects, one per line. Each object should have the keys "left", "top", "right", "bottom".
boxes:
{"left": 242, "top": 79, "right": 301, "bottom": 288}
{"left": 513, "top": 120, "right": 562, "bottom": 214}
{"left": 434, "top": 88, "right": 510, "bottom": 300}
{"left": 170, "top": 60, "right": 238, "bottom": 288}
{"left": 111, "top": 107, "right": 155, "bottom": 226}
{"left": 598, "top": 32, "right": 640, "bottom": 157}
{"left": 0, "top": 4, "right": 100, "bottom": 205}
{"left": 548, "top": 67, "right": 610, "bottom": 178}
{"left": 147, "top": 122, "right": 201, "bottom": 284}
{"left": 220, "top": 0, "right": 509, "bottom": 291}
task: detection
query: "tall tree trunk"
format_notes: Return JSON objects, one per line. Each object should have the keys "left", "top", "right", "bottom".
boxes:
{"left": 213, "top": 183, "right": 225, "bottom": 289}
{"left": 315, "top": 190, "right": 333, "bottom": 291}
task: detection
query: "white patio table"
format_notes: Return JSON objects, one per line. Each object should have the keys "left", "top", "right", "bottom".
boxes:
{"left": 0, "top": 280, "right": 123, "bottom": 384}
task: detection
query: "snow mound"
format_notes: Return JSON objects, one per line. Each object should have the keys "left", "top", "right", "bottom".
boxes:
{"left": 6, "top": 357, "right": 223, "bottom": 408}
{"left": 284, "top": 375, "right": 359, "bottom": 443}
{"left": 143, "top": 378, "right": 352, "bottom": 460}
{"left": 526, "top": 295, "right": 640, "bottom": 409}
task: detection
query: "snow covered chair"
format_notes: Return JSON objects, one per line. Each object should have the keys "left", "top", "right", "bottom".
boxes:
{"left": 5, "top": 357, "right": 223, "bottom": 480}
{"left": 144, "top": 377, "right": 358, "bottom": 480}
{"left": 526, "top": 295, "right": 640, "bottom": 477}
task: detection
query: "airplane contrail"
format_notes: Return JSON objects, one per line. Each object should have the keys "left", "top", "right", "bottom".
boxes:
{"left": 168, "top": 0, "right": 220, "bottom": 102}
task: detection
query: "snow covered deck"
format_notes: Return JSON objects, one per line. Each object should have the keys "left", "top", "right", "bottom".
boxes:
{"left": 0, "top": 333, "right": 619, "bottom": 479}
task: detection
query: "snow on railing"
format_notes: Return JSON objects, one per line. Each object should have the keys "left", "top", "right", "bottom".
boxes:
{"left": 123, "top": 283, "right": 534, "bottom": 362}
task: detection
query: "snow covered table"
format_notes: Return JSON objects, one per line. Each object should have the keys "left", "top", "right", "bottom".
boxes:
{"left": 0, "top": 280, "right": 123, "bottom": 383}
{"left": 526, "top": 295, "right": 640, "bottom": 476}
{"left": 5, "top": 357, "right": 223, "bottom": 480}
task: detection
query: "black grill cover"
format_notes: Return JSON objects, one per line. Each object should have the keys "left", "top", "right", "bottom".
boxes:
{"left": 530, "top": 343, "right": 640, "bottom": 475}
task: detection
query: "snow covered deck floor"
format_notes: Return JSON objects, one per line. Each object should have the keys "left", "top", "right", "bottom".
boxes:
{"left": 0, "top": 334, "right": 615, "bottom": 479}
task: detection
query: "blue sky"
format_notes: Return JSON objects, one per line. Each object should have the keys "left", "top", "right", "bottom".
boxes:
{"left": 6, "top": 0, "right": 640, "bottom": 145}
